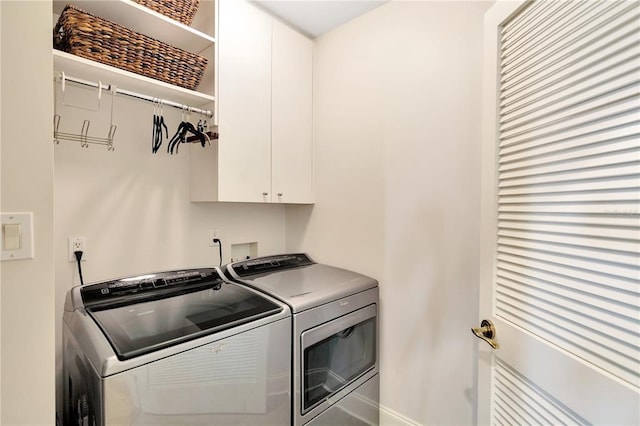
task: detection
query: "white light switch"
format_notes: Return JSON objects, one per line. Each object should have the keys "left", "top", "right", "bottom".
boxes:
{"left": 3, "top": 223, "right": 22, "bottom": 250}
{"left": 1, "top": 213, "right": 33, "bottom": 261}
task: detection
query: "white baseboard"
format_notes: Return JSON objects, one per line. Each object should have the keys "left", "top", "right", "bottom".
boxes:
{"left": 379, "top": 405, "right": 422, "bottom": 426}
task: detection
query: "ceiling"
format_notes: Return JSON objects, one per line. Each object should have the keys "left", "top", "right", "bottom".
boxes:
{"left": 252, "top": 1, "right": 389, "bottom": 38}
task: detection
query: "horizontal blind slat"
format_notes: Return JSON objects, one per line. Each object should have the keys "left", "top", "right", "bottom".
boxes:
{"left": 496, "top": 229, "right": 639, "bottom": 263}
{"left": 494, "top": 373, "right": 561, "bottom": 424}
{"left": 500, "top": 90, "right": 640, "bottom": 141}
{"left": 493, "top": 396, "right": 524, "bottom": 426}
{"left": 499, "top": 96, "right": 640, "bottom": 143}
{"left": 499, "top": 164, "right": 640, "bottom": 188}
{"left": 498, "top": 240, "right": 639, "bottom": 280}
{"left": 496, "top": 254, "right": 639, "bottom": 295}
{"left": 498, "top": 219, "right": 639, "bottom": 242}
{"left": 494, "top": 379, "right": 548, "bottom": 425}
{"left": 496, "top": 260, "right": 639, "bottom": 307}
{"left": 500, "top": 110, "right": 639, "bottom": 151}
{"left": 496, "top": 279, "right": 640, "bottom": 348}
{"left": 498, "top": 151, "right": 640, "bottom": 180}
{"left": 499, "top": 112, "right": 640, "bottom": 152}
{"left": 502, "top": 19, "right": 640, "bottom": 100}
{"left": 498, "top": 189, "right": 640, "bottom": 204}
{"left": 498, "top": 202, "right": 640, "bottom": 216}
{"left": 499, "top": 136, "right": 640, "bottom": 170}
{"left": 501, "top": 2, "right": 639, "bottom": 94}
{"left": 498, "top": 175, "right": 640, "bottom": 196}
{"left": 500, "top": 70, "right": 640, "bottom": 132}
{"left": 498, "top": 246, "right": 640, "bottom": 286}
{"left": 501, "top": 1, "right": 592, "bottom": 68}
{"left": 500, "top": 128, "right": 639, "bottom": 163}
{"left": 501, "top": 1, "right": 623, "bottom": 81}
{"left": 500, "top": 0, "right": 555, "bottom": 43}
{"left": 497, "top": 213, "right": 640, "bottom": 229}
{"left": 495, "top": 360, "right": 587, "bottom": 425}
{"left": 500, "top": 39, "right": 640, "bottom": 116}
{"left": 496, "top": 264, "right": 639, "bottom": 320}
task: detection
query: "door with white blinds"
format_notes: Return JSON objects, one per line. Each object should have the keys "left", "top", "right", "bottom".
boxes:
{"left": 477, "top": 1, "right": 640, "bottom": 424}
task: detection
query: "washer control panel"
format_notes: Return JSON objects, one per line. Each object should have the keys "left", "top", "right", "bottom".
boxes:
{"left": 80, "top": 268, "right": 222, "bottom": 308}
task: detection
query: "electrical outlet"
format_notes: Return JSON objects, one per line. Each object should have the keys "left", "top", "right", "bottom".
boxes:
{"left": 68, "top": 236, "right": 87, "bottom": 262}
{"left": 209, "top": 229, "right": 220, "bottom": 246}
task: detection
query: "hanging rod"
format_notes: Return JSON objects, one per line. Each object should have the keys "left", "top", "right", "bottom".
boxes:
{"left": 57, "top": 73, "right": 214, "bottom": 118}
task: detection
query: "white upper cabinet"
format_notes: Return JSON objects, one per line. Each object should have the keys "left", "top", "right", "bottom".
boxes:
{"left": 215, "top": 0, "right": 273, "bottom": 203}
{"left": 271, "top": 19, "right": 314, "bottom": 204}
{"left": 52, "top": 0, "right": 216, "bottom": 106}
{"left": 191, "top": 0, "right": 313, "bottom": 204}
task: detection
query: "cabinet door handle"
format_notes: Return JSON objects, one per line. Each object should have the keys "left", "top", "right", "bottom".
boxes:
{"left": 262, "top": 192, "right": 269, "bottom": 196}
{"left": 277, "top": 192, "right": 283, "bottom": 197}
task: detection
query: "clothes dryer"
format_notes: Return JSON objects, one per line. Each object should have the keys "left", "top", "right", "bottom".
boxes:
{"left": 225, "top": 253, "right": 379, "bottom": 426}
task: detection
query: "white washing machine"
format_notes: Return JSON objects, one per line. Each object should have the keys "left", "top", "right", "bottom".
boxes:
{"left": 62, "top": 267, "right": 291, "bottom": 425}
{"left": 225, "top": 253, "right": 379, "bottom": 426}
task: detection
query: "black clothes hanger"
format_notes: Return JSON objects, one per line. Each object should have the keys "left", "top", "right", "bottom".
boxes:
{"left": 154, "top": 114, "right": 168, "bottom": 153}
{"left": 167, "top": 108, "right": 207, "bottom": 154}
{"left": 167, "top": 121, "right": 207, "bottom": 154}
{"left": 152, "top": 113, "right": 159, "bottom": 153}
{"left": 167, "top": 121, "right": 187, "bottom": 154}
{"left": 151, "top": 100, "right": 168, "bottom": 154}
{"left": 184, "top": 121, "right": 206, "bottom": 146}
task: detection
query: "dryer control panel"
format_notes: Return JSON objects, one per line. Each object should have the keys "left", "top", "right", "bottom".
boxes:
{"left": 230, "top": 253, "right": 315, "bottom": 277}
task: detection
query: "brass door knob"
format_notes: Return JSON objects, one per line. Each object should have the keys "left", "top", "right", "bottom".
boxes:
{"left": 471, "top": 319, "right": 499, "bottom": 349}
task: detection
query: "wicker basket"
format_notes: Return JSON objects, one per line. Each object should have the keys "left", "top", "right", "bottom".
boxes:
{"left": 53, "top": 5, "right": 208, "bottom": 91}
{"left": 134, "top": 0, "right": 200, "bottom": 26}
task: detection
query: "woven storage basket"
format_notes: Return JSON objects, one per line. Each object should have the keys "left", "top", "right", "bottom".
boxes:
{"left": 134, "top": 0, "right": 200, "bottom": 26}
{"left": 53, "top": 5, "right": 208, "bottom": 91}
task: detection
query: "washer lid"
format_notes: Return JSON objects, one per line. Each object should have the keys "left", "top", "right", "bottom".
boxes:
{"left": 226, "top": 254, "right": 378, "bottom": 313}
{"left": 80, "top": 268, "right": 283, "bottom": 360}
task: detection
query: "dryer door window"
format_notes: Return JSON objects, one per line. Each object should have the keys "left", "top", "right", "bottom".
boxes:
{"left": 301, "top": 304, "right": 377, "bottom": 412}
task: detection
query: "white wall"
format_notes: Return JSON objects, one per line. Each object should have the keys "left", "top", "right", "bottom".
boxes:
{"left": 1, "top": 1, "right": 56, "bottom": 424}
{"left": 287, "top": 1, "right": 491, "bottom": 424}
{"left": 54, "top": 87, "right": 287, "bottom": 415}
{"left": 0, "top": 1, "right": 491, "bottom": 423}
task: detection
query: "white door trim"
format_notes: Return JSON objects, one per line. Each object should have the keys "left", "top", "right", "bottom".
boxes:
{"left": 478, "top": 2, "right": 527, "bottom": 423}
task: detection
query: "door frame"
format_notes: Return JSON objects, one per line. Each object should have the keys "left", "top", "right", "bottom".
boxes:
{"left": 478, "top": 2, "right": 527, "bottom": 422}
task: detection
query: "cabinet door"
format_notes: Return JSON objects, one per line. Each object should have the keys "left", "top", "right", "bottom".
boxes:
{"left": 217, "top": 0, "right": 272, "bottom": 202}
{"left": 271, "top": 20, "right": 313, "bottom": 204}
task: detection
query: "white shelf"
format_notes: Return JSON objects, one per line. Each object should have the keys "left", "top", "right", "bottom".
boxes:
{"left": 53, "top": 50, "right": 215, "bottom": 107}
{"left": 53, "top": 0, "right": 215, "bottom": 53}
